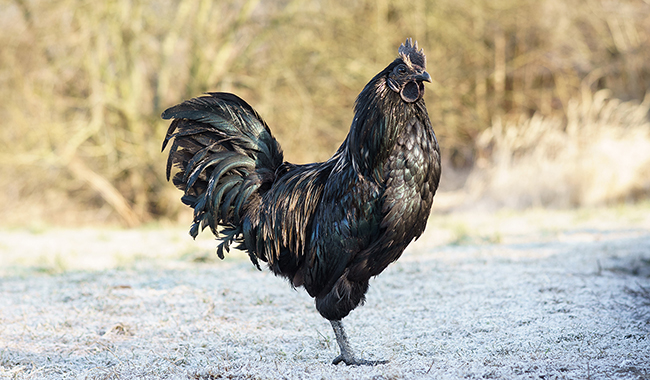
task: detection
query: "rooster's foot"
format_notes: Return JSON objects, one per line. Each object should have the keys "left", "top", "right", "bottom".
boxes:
{"left": 329, "top": 320, "right": 388, "bottom": 366}
{"left": 332, "top": 354, "right": 388, "bottom": 366}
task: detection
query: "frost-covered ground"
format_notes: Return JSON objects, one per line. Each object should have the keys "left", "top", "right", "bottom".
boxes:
{"left": 1, "top": 207, "right": 649, "bottom": 379}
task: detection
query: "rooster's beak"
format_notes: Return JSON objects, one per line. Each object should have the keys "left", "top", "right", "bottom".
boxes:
{"left": 415, "top": 71, "right": 432, "bottom": 83}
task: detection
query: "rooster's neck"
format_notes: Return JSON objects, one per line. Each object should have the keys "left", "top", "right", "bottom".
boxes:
{"left": 345, "top": 79, "right": 421, "bottom": 177}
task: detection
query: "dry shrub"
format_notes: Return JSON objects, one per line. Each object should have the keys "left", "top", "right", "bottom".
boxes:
{"left": 1, "top": 0, "right": 650, "bottom": 226}
{"left": 0, "top": 0, "right": 276, "bottom": 226}
{"left": 466, "top": 90, "right": 650, "bottom": 209}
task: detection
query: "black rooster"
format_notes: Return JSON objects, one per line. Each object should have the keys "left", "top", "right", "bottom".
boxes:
{"left": 162, "top": 39, "right": 441, "bottom": 365}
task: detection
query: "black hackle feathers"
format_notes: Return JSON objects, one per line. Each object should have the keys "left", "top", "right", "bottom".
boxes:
{"left": 162, "top": 39, "right": 441, "bottom": 365}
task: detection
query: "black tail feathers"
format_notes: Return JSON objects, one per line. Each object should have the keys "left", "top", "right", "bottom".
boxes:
{"left": 162, "top": 93, "right": 283, "bottom": 262}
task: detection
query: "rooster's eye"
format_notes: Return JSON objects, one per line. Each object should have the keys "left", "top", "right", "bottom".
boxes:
{"left": 395, "top": 65, "right": 407, "bottom": 75}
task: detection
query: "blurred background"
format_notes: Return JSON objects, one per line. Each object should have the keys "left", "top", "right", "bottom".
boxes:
{"left": 1, "top": 0, "right": 649, "bottom": 228}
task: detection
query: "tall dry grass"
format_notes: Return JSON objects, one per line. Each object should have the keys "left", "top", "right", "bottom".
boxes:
{"left": 466, "top": 90, "right": 650, "bottom": 209}
{"left": 1, "top": 0, "right": 649, "bottom": 225}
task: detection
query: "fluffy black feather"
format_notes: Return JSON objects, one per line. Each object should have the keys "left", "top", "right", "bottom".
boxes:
{"left": 162, "top": 39, "right": 441, "bottom": 365}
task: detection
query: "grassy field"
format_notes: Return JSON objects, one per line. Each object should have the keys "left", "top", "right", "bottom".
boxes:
{"left": 1, "top": 206, "right": 649, "bottom": 379}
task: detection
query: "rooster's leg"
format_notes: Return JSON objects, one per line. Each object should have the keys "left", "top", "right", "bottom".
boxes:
{"left": 330, "top": 320, "right": 388, "bottom": 366}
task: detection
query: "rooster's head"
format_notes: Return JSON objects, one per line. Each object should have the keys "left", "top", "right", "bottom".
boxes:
{"left": 387, "top": 38, "right": 431, "bottom": 103}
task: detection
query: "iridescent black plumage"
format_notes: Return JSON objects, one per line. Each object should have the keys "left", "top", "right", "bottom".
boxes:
{"left": 162, "top": 39, "right": 441, "bottom": 365}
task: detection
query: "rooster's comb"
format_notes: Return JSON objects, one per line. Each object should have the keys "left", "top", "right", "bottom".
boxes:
{"left": 398, "top": 38, "right": 426, "bottom": 69}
